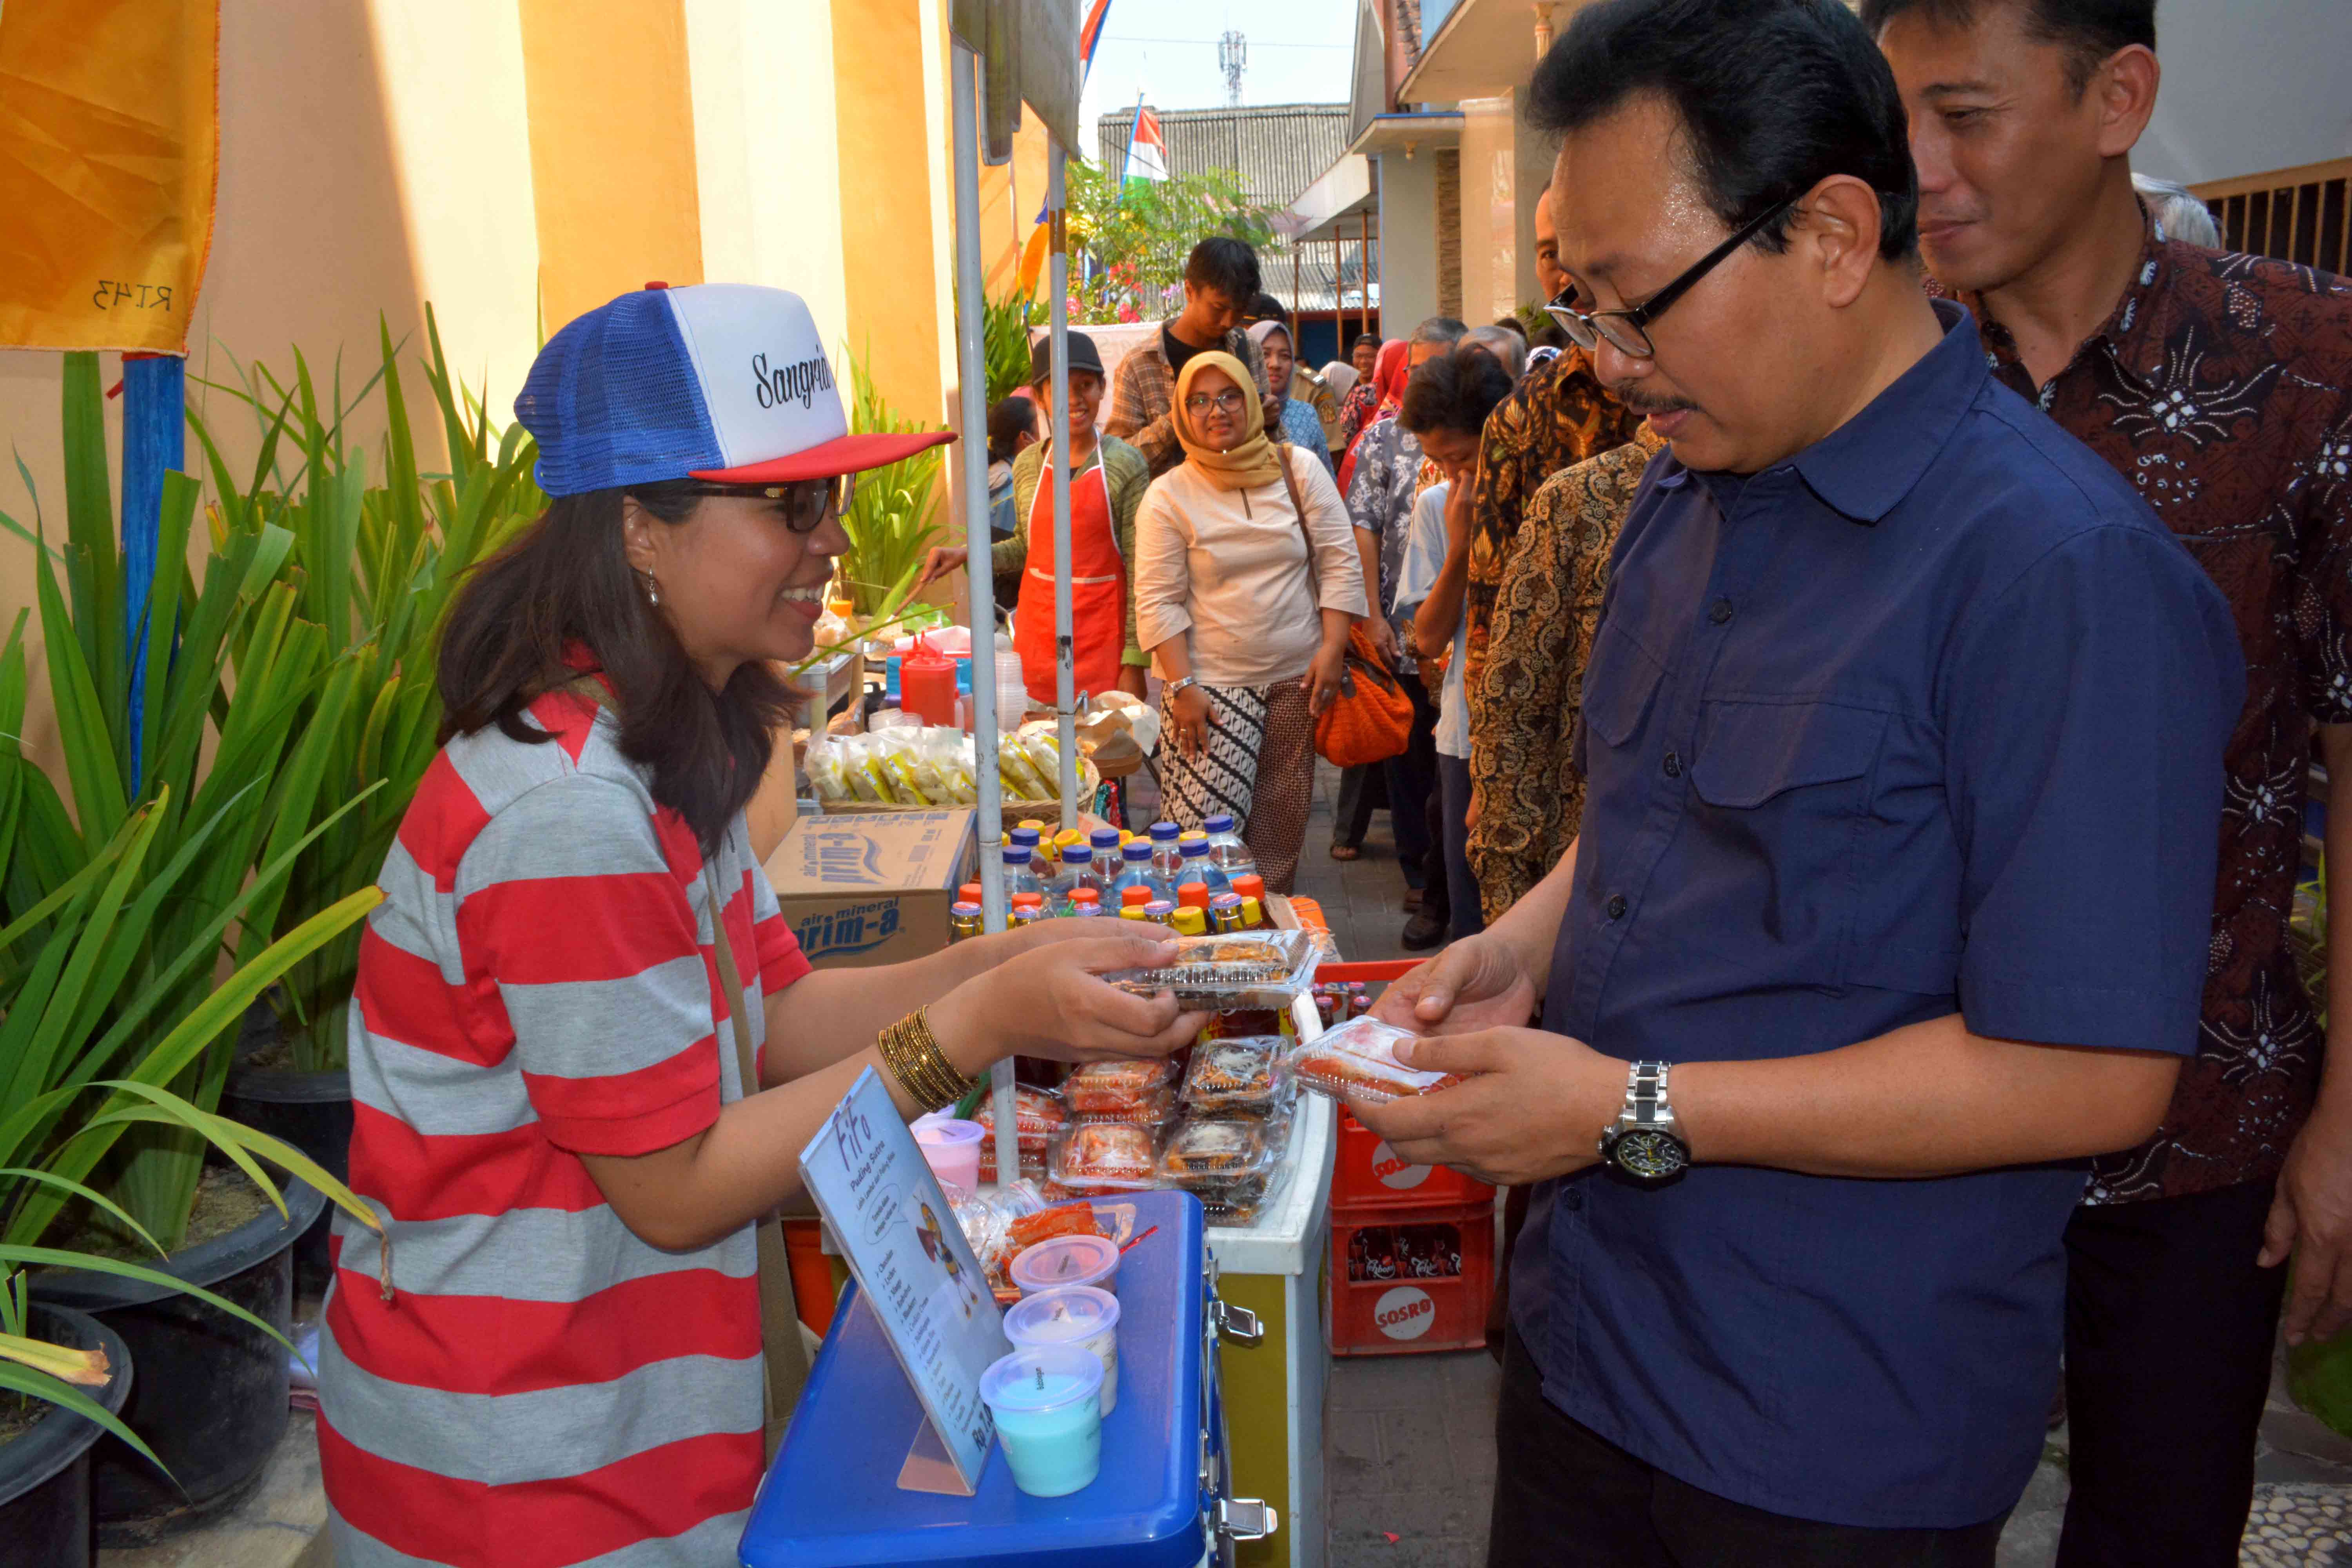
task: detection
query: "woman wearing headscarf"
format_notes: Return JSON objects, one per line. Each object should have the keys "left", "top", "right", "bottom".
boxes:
{"left": 1321, "top": 358, "right": 1360, "bottom": 406}
{"left": 1337, "top": 338, "right": 1410, "bottom": 492}
{"left": 1247, "top": 318, "right": 1334, "bottom": 474}
{"left": 1335, "top": 337, "right": 1401, "bottom": 456}
{"left": 1132, "top": 351, "right": 1367, "bottom": 892}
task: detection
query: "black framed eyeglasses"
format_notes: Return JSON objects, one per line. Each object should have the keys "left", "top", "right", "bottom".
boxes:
{"left": 1183, "top": 389, "right": 1250, "bottom": 415}
{"left": 674, "top": 474, "right": 858, "bottom": 535}
{"left": 1545, "top": 195, "right": 1800, "bottom": 360}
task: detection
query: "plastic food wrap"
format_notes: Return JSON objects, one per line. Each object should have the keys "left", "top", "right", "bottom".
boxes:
{"left": 804, "top": 726, "right": 1087, "bottom": 808}
{"left": 1158, "top": 1116, "right": 1285, "bottom": 1225}
{"left": 1281, "top": 1016, "right": 1463, "bottom": 1104}
{"left": 1048, "top": 1121, "right": 1163, "bottom": 1195}
{"left": 1181, "top": 1038, "right": 1287, "bottom": 1118}
{"left": 1062, "top": 1058, "right": 1180, "bottom": 1121}
{"left": 1102, "top": 931, "right": 1319, "bottom": 1010}
{"left": 951, "top": 1180, "right": 1053, "bottom": 1296}
{"left": 976, "top": 1085, "right": 1068, "bottom": 1182}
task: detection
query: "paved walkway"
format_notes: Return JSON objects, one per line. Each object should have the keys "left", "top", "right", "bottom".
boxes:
{"left": 1287, "top": 763, "right": 2352, "bottom": 1567}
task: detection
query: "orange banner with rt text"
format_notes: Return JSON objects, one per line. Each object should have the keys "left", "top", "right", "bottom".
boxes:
{"left": 0, "top": 0, "right": 219, "bottom": 352}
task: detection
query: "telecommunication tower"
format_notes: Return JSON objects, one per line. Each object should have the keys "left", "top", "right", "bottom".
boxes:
{"left": 1218, "top": 31, "right": 1247, "bottom": 106}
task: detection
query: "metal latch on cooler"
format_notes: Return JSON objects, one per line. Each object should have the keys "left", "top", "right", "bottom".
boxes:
{"left": 1217, "top": 1497, "right": 1278, "bottom": 1544}
{"left": 1209, "top": 1298, "right": 1262, "bottom": 1348}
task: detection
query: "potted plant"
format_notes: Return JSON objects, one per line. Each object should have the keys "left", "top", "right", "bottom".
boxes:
{"left": 1, "top": 357, "right": 390, "bottom": 1539}
{"left": 0, "top": 789, "right": 385, "bottom": 1563}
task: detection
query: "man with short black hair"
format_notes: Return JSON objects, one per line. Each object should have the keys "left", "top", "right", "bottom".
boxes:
{"left": 1105, "top": 236, "right": 1269, "bottom": 477}
{"left": 1867, "top": 3, "right": 2352, "bottom": 1563}
{"left": 1350, "top": 2, "right": 2245, "bottom": 1562}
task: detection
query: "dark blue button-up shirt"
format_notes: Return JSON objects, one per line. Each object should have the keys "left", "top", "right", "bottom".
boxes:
{"left": 1516, "top": 300, "right": 2243, "bottom": 1528}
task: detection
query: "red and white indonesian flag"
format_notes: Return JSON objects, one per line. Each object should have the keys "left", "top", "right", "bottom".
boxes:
{"left": 1123, "top": 104, "right": 1168, "bottom": 187}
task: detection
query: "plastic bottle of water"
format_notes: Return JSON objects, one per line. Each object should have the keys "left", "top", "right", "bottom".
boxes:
{"left": 999, "top": 842, "right": 1044, "bottom": 904}
{"left": 1009, "top": 824, "right": 1049, "bottom": 882}
{"left": 1177, "top": 836, "right": 1230, "bottom": 895}
{"left": 1108, "top": 839, "right": 1163, "bottom": 904}
{"left": 1202, "top": 812, "right": 1256, "bottom": 884}
{"left": 1089, "top": 827, "right": 1125, "bottom": 866}
{"left": 1051, "top": 844, "right": 1106, "bottom": 914}
{"left": 1147, "top": 821, "right": 1185, "bottom": 888}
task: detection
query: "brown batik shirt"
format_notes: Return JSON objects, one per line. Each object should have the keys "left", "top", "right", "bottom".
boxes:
{"left": 1960, "top": 220, "right": 2352, "bottom": 1201}
{"left": 1463, "top": 344, "right": 1640, "bottom": 717}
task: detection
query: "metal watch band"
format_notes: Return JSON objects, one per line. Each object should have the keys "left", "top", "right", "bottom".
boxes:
{"left": 1625, "top": 1060, "right": 1672, "bottom": 1129}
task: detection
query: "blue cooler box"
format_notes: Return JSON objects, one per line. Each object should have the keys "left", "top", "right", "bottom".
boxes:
{"left": 740, "top": 1189, "right": 1274, "bottom": 1568}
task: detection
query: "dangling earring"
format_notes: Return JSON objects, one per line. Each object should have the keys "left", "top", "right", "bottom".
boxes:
{"left": 637, "top": 568, "right": 662, "bottom": 608}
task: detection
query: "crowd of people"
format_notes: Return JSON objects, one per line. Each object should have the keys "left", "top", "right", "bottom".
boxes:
{"left": 951, "top": 0, "right": 2352, "bottom": 1561}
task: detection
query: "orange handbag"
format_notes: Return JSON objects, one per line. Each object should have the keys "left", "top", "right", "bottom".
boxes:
{"left": 1272, "top": 450, "right": 1414, "bottom": 768}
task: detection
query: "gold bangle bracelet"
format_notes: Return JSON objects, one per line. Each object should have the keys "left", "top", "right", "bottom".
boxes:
{"left": 878, "top": 1008, "right": 975, "bottom": 1112}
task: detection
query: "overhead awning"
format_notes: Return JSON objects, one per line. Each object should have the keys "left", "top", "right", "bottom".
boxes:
{"left": 1398, "top": 0, "right": 1581, "bottom": 107}
{"left": 1278, "top": 112, "right": 1463, "bottom": 244}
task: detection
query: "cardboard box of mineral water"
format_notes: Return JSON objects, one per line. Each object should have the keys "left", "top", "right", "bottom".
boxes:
{"left": 764, "top": 809, "right": 976, "bottom": 969}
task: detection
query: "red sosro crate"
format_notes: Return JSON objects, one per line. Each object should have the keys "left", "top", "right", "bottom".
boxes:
{"left": 1332, "top": 1111, "right": 1495, "bottom": 1214}
{"left": 1328, "top": 1200, "right": 1495, "bottom": 1356}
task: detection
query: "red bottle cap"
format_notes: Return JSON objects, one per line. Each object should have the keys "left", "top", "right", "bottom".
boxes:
{"left": 1122, "top": 885, "right": 1152, "bottom": 906}
{"left": 1011, "top": 891, "right": 1044, "bottom": 908}
{"left": 959, "top": 882, "right": 983, "bottom": 903}
{"left": 1071, "top": 887, "right": 1101, "bottom": 906}
{"left": 1231, "top": 874, "right": 1266, "bottom": 903}
{"left": 1178, "top": 882, "right": 1212, "bottom": 909}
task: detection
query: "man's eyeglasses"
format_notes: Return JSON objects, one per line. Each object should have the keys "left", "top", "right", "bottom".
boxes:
{"left": 1545, "top": 195, "right": 1799, "bottom": 360}
{"left": 675, "top": 474, "right": 858, "bottom": 535}
{"left": 1184, "top": 389, "right": 1250, "bottom": 415}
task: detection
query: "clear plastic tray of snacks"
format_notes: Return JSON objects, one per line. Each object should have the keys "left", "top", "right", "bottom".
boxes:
{"left": 1047, "top": 1120, "right": 1165, "bottom": 1196}
{"left": 976, "top": 1085, "right": 1067, "bottom": 1181}
{"left": 1062, "top": 1058, "right": 1180, "bottom": 1123}
{"left": 1279, "top": 1015, "right": 1462, "bottom": 1105}
{"left": 1157, "top": 1116, "right": 1278, "bottom": 1182}
{"left": 1180, "top": 1037, "right": 1289, "bottom": 1118}
{"left": 1102, "top": 931, "right": 1320, "bottom": 1010}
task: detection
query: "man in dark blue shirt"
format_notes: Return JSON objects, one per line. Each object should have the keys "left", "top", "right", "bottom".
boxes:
{"left": 1355, "top": 1, "right": 2244, "bottom": 1563}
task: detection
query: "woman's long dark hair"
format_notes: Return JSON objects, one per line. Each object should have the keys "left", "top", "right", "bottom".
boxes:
{"left": 437, "top": 482, "right": 793, "bottom": 856}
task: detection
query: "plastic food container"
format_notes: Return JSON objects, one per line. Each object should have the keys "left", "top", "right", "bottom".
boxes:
{"left": 1280, "top": 1015, "right": 1463, "bottom": 1104}
{"left": 1062, "top": 1058, "right": 1180, "bottom": 1120}
{"left": 911, "top": 1116, "right": 984, "bottom": 1196}
{"left": 1102, "top": 930, "right": 1319, "bottom": 1010}
{"left": 1180, "top": 1036, "right": 1287, "bottom": 1118}
{"left": 980, "top": 1345, "right": 1105, "bottom": 1497}
{"left": 1003, "top": 1285, "right": 1123, "bottom": 1415}
{"left": 1011, "top": 1231, "right": 1123, "bottom": 1297}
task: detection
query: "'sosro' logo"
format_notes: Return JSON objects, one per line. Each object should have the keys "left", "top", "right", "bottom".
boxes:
{"left": 1373, "top": 1286, "right": 1435, "bottom": 1340}
{"left": 1369, "top": 1140, "right": 1431, "bottom": 1190}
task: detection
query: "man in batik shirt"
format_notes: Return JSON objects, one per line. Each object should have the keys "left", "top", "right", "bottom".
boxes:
{"left": 1875, "top": 4, "right": 2352, "bottom": 1564}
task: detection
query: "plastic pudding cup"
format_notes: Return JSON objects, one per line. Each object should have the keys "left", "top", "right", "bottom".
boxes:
{"left": 1002, "top": 1285, "right": 1122, "bottom": 1415}
{"left": 1011, "top": 1232, "right": 1122, "bottom": 1297}
{"left": 982, "top": 1345, "right": 1105, "bottom": 1497}
{"left": 911, "top": 1116, "right": 984, "bottom": 1196}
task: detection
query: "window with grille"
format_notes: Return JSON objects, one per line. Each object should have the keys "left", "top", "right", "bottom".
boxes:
{"left": 2194, "top": 158, "right": 2352, "bottom": 273}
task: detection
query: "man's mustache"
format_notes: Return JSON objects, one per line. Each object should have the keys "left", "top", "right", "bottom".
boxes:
{"left": 1612, "top": 384, "right": 1697, "bottom": 416}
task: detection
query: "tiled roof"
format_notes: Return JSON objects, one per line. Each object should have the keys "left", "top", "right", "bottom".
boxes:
{"left": 1094, "top": 102, "right": 1351, "bottom": 207}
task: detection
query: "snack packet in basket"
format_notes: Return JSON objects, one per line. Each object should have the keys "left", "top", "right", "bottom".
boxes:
{"left": 1281, "top": 1016, "right": 1462, "bottom": 1105}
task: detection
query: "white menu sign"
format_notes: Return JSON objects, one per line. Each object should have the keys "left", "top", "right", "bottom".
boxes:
{"left": 798, "top": 1067, "right": 1008, "bottom": 1492}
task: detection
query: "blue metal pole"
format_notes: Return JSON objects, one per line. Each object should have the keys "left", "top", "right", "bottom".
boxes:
{"left": 120, "top": 352, "right": 185, "bottom": 795}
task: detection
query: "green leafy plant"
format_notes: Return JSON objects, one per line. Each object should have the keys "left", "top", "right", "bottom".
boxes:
{"left": 982, "top": 286, "right": 1037, "bottom": 405}
{"left": 0, "top": 785, "right": 384, "bottom": 1470}
{"left": 835, "top": 348, "right": 947, "bottom": 622}
{"left": 186, "top": 309, "right": 544, "bottom": 1070}
{"left": 1063, "top": 162, "right": 1277, "bottom": 325}
{"left": 0, "top": 354, "right": 391, "bottom": 1249}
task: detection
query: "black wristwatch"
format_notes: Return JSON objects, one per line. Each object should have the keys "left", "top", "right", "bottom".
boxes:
{"left": 1599, "top": 1061, "right": 1691, "bottom": 1184}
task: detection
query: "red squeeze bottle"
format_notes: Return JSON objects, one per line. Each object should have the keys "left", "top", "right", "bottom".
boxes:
{"left": 1177, "top": 882, "right": 1212, "bottom": 911}
{"left": 901, "top": 635, "right": 959, "bottom": 728}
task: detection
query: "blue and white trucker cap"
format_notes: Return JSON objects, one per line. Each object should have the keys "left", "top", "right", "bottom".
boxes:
{"left": 514, "top": 283, "right": 954, "bottom": 497}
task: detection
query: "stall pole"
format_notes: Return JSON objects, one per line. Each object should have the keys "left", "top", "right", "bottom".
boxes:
{"left": 1047, "top": 141, "right": 1080, "bottom": 828}
{"left": 1360, "top": 211, "right": 1372, "bottom": 339}
{"left": 949, "top": 40, "right": 1019, "bottom": 1174}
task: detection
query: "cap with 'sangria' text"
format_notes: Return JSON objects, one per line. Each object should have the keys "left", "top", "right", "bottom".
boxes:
{"left": 515, "top": 283, "right": 954, "bottom": 497}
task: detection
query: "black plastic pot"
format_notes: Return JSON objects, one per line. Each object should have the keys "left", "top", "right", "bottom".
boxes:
{"left": 0, "top": 1304, "right": 133, "bottom": 1568}
{"left": 34, "top": 1178, "right": 325, "bottom": 1547}
{"left": 219, "top": 1067, "right": 349, "bottom": 1299}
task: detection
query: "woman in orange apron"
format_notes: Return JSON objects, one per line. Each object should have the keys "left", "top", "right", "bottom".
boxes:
{"left": 922, "top": 330, "right": 1150, "bottom": 706}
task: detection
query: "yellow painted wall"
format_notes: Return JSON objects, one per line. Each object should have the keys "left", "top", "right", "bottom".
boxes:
{"left": 978, "top": 110, "right": 1053, "bottom": 300}
{"left": 517, "top": 0, "right": 706, "bottom": 334}
{"left": 831, "top": 0, "right": 948, "bottom": 425}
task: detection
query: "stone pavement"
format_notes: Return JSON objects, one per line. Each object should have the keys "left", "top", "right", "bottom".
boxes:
{"left": 1286, "top": 762, "right": 2352, "bottom": 1567}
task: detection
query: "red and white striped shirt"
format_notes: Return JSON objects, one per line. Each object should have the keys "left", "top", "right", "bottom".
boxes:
{"left": 319, "top": 685, "right": 809, "bottom": 1568}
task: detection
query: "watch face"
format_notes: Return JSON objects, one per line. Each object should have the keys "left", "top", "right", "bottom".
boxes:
{"left": 1611, "top": 1128, "right": 1689, "bottom": 1183}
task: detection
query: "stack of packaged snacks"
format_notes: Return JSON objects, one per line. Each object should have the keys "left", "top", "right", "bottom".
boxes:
{"left": 1060, "top": 1058, "right": 1179, "bottom": 1125}
{"left": 1280, "top": 1015, "right": 1462, "bottom": 1104}
{"left": 1160, "top": 1035, "right": 1296, "bottom": 1225}
{"left": 1047, "top": 1120, "right": 1164, "bottom": 1200}
{"left": 976, "top": 1084, "right": 1067, "bottom": 1183}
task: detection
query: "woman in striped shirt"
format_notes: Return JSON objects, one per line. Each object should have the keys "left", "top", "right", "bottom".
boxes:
{"left": 318, "top": 285, "right": 1200, "bottom": 1568}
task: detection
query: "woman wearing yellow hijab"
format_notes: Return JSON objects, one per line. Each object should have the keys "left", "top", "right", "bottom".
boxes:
{"left": 1131, "top": 351, "right": 1368, "bottom": 891}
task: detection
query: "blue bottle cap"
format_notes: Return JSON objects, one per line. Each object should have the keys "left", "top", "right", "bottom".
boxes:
{"left": 1123, "top": 840, "right": 1154, "bottom": 862}
{"left": 1061, "top": 845, "right": 1093, "bottom": 864}
{"left": 1181, "top": 838, "right": 1209, "bottom": 856}
{"left": 1205, "top": 813, "right": 1236, "bottom": 834}
{"left": 1004, "top": 844, "right": 1032, "bottom": 863}
{"left": 1009, "top": 826, "right": 1040, "bottom": 846}
{"left": 1149, "top": 820, "right": 1180, "bottom": 842}
{"left": 1089, "top": 828, "right": 1122, "bottom": 849}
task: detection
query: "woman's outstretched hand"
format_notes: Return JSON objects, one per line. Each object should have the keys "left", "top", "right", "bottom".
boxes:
{"left": 931, "top": 926, "right": 1207, "bottom": 1067}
